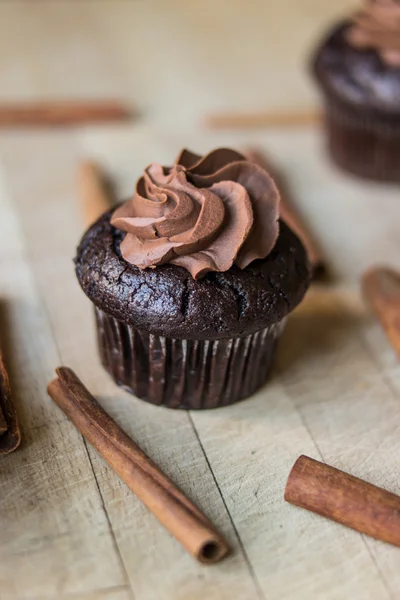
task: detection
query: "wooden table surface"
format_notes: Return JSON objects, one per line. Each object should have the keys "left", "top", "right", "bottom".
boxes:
{"left": 1, "top": 124, "right": 400, "bottom": 600}
{"left": 1, "top": 2, "right": 400, "bottom": 599}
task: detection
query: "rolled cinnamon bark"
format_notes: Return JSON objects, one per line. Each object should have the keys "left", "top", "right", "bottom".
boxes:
{"left": 78, "top": 161, "right": 116, "bottom": 228}
{"left": 362, "top": 267, "right": 400, "bottom": 359}
{"left": 0, "top": 406, "right": 7, "bottom": 435}
{"left": 0, "top": 101, "right": 130, "bottom": 127}
{"left": 0, "top": 351, "right": 21, "bottom": 454}
{"left": 47, "top": 367, "right": 230, "bottom": 564}
{"left": 285, "top": 455, "right": 400, "bottom": 547}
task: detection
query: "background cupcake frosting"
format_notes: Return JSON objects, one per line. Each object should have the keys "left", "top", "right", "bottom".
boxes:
{"left": 347, "top": 0, "right": 400, "bottom": 66}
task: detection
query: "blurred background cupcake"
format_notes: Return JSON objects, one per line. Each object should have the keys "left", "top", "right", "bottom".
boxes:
{"left": 312, "top": 0, "right": 400, "bottom": 182}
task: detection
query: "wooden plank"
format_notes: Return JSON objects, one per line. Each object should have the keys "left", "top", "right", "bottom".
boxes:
{"left": 2, "top": 124, "right": 400, "bottom": 598}
{"left": 277, "top": 286, "right": 400, "bottom": 597}
{"left": 191, "top": 382, "right": 391, "bottom": 599}
{"left": 0, "top": 0, "right": 354, "bottom": 125}
{"left": 0, "top": 167, "right": 127, "bottom": 599}
{"left": 265, "top": 133, "right": 400, "bottom": 596}
{"left": 78, "top": 127, "right": 393, "bottom": 599}
{"left": 26, "top": 588, "right": 131, "bottom": 600}
{"left": 79, "top": 590, "right": 133, "bottom": 600}
{"left": 2, "top": 0, "right": 399, "bottom": 597}
{"left": 0, "top": 132, "right": 260, "bottom": 600}
{"left": 326, "top": 194, "right": 400, "bottom": 597}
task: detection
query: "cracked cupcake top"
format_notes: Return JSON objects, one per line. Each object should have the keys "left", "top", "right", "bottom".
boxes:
{"left": 75, "top": 211, "right": 310, "bottom": 340}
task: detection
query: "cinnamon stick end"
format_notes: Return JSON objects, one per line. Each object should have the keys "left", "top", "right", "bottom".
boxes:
{"left": 0, "top": 356, "right": 22, "bottom": 455}
{"left": 77, "top": 160, "right": 103, "bottom": 181}
{"left": 361, "top": 266, "right": 400, "bottom": 358}
{"left": 196, "top": 538, "right": 230, "bottom": 564}
{"left": 0, "top": 424, "right": 21, "bottom": 455}
{"left": 284, "top": 454, "right": 308, "bottom": 503}
{"left": 361, "top": 266, "right": 381, "bottom": 297}
{"left": 78, "top": 160, "right": 116, "bottom": 228}
{"left": 55, "top": 365, "right": 73, "bottom": 380}
{"left": 0, "top": 432, "right": 22, "bottom": 455}
{"left": 361, "top": 266, "right": 399, "bottom": 301}
{"left": 47, "top": 368, "right": 76, "bottom": 407}
{"left": 0, "top": 407, "right": 7, "bottom": 435}
{"left": 47, "top": 377, "right": 60, "bottom": 398}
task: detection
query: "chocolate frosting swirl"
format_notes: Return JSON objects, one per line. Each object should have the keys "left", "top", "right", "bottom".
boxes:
{"left": 347, "top": 0, "right": 400, "bottom": 66}
{"left": 111, "top": 148, "right": 280, "bottom": 279}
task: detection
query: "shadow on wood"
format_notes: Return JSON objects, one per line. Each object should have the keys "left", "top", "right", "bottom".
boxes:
{"left": 276, "top": 285, "right": 368, "bottom": 374}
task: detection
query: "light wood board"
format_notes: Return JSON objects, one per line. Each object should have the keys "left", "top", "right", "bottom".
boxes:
{"left": 0, "top": 125, "right": 400, "bottom": 600}
{"left": 0, "top": 0, "right": 357, "bottom": 127}
{"left": 1, "top": 1, "right": 400, "bottom": 599}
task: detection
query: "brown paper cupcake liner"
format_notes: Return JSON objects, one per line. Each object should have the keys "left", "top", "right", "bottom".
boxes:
{"left": 95, "top": 307, "right": 286, "bottom": 410}
{"left": 323, "top": 98, "right": 400, "bottom": 182}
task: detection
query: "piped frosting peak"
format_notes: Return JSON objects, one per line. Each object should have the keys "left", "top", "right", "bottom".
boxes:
{"left": 111, "top": 148, "right": 280, "bottom": 279}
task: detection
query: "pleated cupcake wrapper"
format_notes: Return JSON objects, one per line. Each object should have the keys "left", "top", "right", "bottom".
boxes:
{"left": 95, "top": 307, "right": 286, "bottom": 410}
{"left": 323, "top": 98, "right": 400, "bottom": 182}
{"left": 325, "top": 98, "right": 400, "bottom": 136}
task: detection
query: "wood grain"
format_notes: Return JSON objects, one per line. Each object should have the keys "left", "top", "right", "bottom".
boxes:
{"left": 80, "top": 127, "right": 400, "bottom": 599}
{"left": 0, "top": 133, "right": 259, "bottom": 600}
{"left": 0, "top": 161, "right": 127, "bottom": 599}
{"left": 0, "top": 405, "right": 7, "bottom": 434}
{"left": 0, "top": 0, "right": 353, "bottom": 128}
{"left": 1, "top": 1, "right": 399, "bottom": 596}
{"left": 3, "top": 124, "right": 400, "bottom": 600}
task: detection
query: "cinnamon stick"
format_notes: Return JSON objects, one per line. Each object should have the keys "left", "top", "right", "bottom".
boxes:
{"left": 285, "top": 455, "right": 400, "bottom": 547}
{"left": 0, "top": 351, "right": 21, "bottom": 454}
{"left": 0, "top": 407, "right": 7, "bottom": 435}
{"left": 246, "top": 149, "right": 324, "bottom": 275}
{"left": 0, "top": 101, "right": 130, "bottom": 127}
{"left": 205, "top": 109, "right": 321, "bottom": 130}
{"left": 362, "top": 267, "right": 400, "bottom": 359}
{"left": 47, "top": 367, "right": 230, "bottom": 564}
{"left": 78, "top": 161, "right": 116, "bottom": 227}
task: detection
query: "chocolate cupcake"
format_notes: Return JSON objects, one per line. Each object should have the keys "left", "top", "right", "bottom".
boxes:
{"left": 75, "top": 149, "right": 311, "bottom": 409}
{"left": 312, "top": 0, "right": 400, "bottom": 182}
